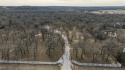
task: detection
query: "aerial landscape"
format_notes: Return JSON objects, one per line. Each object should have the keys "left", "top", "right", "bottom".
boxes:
{"left": 0, "top": 0, "right": 125, "bottom": 70}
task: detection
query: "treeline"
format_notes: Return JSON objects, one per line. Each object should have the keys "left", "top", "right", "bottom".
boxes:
{"left": 0, "top": 10, "right": 125, "bottom": 64}
{"left": 0, "top": 11, "right": 125, "bottom": 29}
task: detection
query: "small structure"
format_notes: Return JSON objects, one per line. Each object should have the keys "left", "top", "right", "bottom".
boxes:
{"left": 102, "top": 29, "right": 117, "bottom": 38}
{"left": 114, "top": 22, "right": 125, "bottom": 29}
{"left": 123, "top": 48, "right": 125, "bottom": 52}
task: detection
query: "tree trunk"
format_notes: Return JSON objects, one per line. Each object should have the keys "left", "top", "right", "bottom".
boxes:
{"left": 46, "top": 48, "right": 51, "bottom": 56}
{"left": 81, "top": 50, "right": 84, "bottom": 59}
{"left": 33, "top": 48, "right": 36, "bottom": 59}
{"left": 102, "top": 54, "right": 104, "bottom": 60}
{"left": 48, "top": 48, "right": 50, "bottom": 56}
{"left": 75, "top": 49, "right": 78, "bottom": 58}
{"left": 101, "top": 49, "right": 103, "bottom": 55}
{"left": 62, "top": 45, "right": 64, "bottom": 52}
{"left": 7, "top": 48, "right": 9, "bottom": 60}
{"left": 93, "top": 54, "right": 95, "bottom": 63}
{"left": 18, "top": 47, "right": 23, "bottom": 58}
{"left": 106, "top": 54, "right": 110, "bottom": 61}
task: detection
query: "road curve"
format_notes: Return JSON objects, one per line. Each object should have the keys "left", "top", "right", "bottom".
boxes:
{"left": 45, "top": 25, "right": 72, "bottom": 70}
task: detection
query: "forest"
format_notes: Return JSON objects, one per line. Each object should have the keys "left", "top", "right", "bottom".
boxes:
{"left": 0, "top": 6, "right": 125, "bottom": 67}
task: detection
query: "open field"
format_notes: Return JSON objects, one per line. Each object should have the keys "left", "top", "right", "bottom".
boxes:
{"left": 91, "top": 10, "right": 125, "bottom": 14}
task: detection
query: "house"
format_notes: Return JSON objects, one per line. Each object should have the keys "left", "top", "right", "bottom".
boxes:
{"left": 102, "top": 29, "right": 117, "bottom": 38}
{"left": 123, "top": 48, "right": 125, "bottom": 52}
{"left": 114, "top": 22, "right": 125, "bottom": 29}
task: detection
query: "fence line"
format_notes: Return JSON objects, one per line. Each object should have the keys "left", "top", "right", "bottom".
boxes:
{"left": 72, "top": 60, "right": 122, "bottom": 68}
{"left": 0, "top": 60, "right": 60, "bottom": 65}
{"left": 0, "top": 60, "right": 122, "bottom": 68}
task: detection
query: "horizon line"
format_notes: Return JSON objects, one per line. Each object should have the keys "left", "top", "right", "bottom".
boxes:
{"left": 0, "top": 5, "right": 125, "bottom": 7}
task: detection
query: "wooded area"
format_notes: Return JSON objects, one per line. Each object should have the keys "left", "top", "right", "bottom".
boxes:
{"left": 0, "top": 7, "right": 125, "bottom": 65}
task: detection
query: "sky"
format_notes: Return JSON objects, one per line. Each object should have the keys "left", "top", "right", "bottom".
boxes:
{"left": 0, "top": 0, "right": 125, "bottom": 6}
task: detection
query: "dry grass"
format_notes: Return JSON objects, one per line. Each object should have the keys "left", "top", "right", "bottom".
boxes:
{"left": 0, "top": 64, "right": 125, "bottom": 70}
{"left": 0, "top": 64, "right": 59, "bottom": 70}
{"left": 73, "top": 65, "right": 125, "bottom": 70}
{"left": 0, "top": 29, "right": 64, "bottom": 62}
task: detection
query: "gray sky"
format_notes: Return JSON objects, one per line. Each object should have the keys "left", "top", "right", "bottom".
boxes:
{"left": 0, "top": 0, "right": 125, "bottom": 6}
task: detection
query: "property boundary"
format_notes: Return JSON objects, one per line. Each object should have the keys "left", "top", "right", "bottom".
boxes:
{"left": 72, "top": 60, "right": 122, "bottom": 68}
{"left": 0, "top": 60, "right": 59, "bottom": 65}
